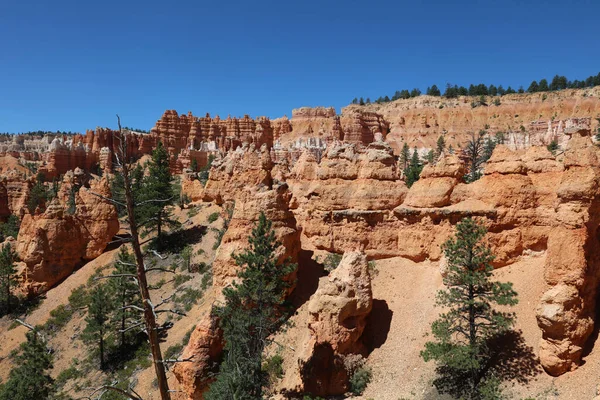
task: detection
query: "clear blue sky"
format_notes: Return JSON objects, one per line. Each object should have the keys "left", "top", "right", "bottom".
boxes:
{"left": 1, "top": 0, "right": 599, "bottom": 133}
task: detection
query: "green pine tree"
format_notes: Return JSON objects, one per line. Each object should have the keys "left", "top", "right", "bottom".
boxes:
{"left": 405, "top": 149, "right": 423, "bottom": 188}
{"left": 0, "top": 215, "right": 20, "bottom": 241}
{"left": 400, "top": 142, "right": 410, "bottom": 170}
{"left": 82, "top": 283, "right": 114, "bottom": 370}
{"left": 436, "top": 135, "right": 446, "bottom": 158}
{"left": 141, "top": 142, "right": 179, "bottom": 249}
{"left": 421, "top": 218, "right": 518, "bottom": 399}
{"left": 107, "top": 247, "right": 141, "bottom": 350}
{"left": 27, "top": 174, "right": 49, "bottom": 213}
{"left": 464, "top": 131, "right": 485, "bottom": 183}
{"left": 482, "top": 137, "right": 497, "bottom": 163}
{"left": 0, "top": 243, "right": 17, "bottom": 315}
{"left": 0, "top": 331, "right": 54, "bottom": 400}
{"left": 205, "top": 213, "right": 296, "bottom": 400}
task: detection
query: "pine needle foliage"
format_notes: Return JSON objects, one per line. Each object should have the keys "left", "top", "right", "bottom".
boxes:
{"left": 205, "top": 212, "right": 296, "bottom": 400}
{"left": 0, "top": 331, "right": 54, "bottom": 400}
{"left": 421, "top": 218, "right": 518, "bottom": 399}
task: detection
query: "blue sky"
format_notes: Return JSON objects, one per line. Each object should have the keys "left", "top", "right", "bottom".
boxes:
{"left": 1, "top": 0, "right": 599, "bottom": 133}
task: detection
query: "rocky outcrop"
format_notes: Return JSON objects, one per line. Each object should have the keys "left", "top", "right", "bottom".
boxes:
{"left": 172, "top": 314, "right": 223, "bottom": 400}
{"left": 15, "top": 175, "right": 119, "bottom": 294}
{"left": 288, "top": 141, "right": 407, "bottom": 259}
{"left": 212, "top": 182, "right": 300, "bottom": 290}
{"left": 534, "top": 135, "right": 600, "bottom": 375}
{"left": 201, "top": 143, "right": 273, "bottom": 205}
{"left": 279, "top": 252, "right": 373, "bottom": 396}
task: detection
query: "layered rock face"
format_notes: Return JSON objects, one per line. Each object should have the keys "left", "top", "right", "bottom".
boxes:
{"left": 287, "top": 141, "right": 408, "bottom": 259}
{"left": 359, "top": 87, "right": 600, "bottom": 154}
{"left": 15, "top": 174, "right": 119, "bottom": 294}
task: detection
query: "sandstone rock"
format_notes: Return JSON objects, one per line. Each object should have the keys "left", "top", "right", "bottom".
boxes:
{"left": 172, "top": 314, "right": 223, "bottom": 400}
{"left": 212, "top": 183, "right": 299, "bottom": 290}
{"left": 15, "top": 175, "right": 119, "bottom": 294}
{"left": 279, "top": 252, "right": 373, "bottom": 396}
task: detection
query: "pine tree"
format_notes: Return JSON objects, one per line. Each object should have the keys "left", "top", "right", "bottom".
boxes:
{"left": 427, "top": 85, "right": 441, "bottom": 96}
{"left": 538, "top": 79, "right": 549, "bottom": 91}
{"left": 27, "top": 175, "right": 48, "bottom": 213}
{"left": 426, "top": 150, "right": 435, "bottom": 164}
{"left": 464, "top": 131, "right": 485, "bottom": 183}
{"left": 190, "top": 158, "right": 198, "bottom": 172}
{"left": 436, "top": 135, "right": 446, "bottom": 158}
{"left": 405, "top": 149, "right": 423, "bottom": 188}
{"left": 0, "top": 215, "right": 20, "bottom": 241}
{"left": 108, "top": 247, "right": 141, "bottom": 350}
{"left": 527, "top": 80, "right": 539, "bottom": 93}
{"left": 142, "top": 141, "right": 179, "bottom": 249}
{"left": 0, "top": 243, "right": 17, "bottom": 315}
{"left": 482, "top": 136, "right": 497, "bottom": 163}
{"left": 359, "top": 97, "right": 365, "bottom": 105}
{"left": 421, "top": 218, "right": 518, "bottom": 399}
{"left": 206, "top": 213, "right": 296, "bottom": 400}
{"left": 0, "top": 331, "right": 54, "bottom": 400}
{"left": 82, "top": 283, "right": 114, "bottom": 370}
{"left": 400, "top": 142, "right": 411, "bottom": 170}
{"left": 410, "top": 88, "right": 421, "bottom": 97}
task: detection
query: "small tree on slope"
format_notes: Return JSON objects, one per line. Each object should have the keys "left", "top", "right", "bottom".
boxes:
{"left": 0, "top": 331, "right": 54, "bottom": 400}
{"left": 205, "top": 212, "right": 296, "bottom": 400}
{"left": 421, "top": 218, "right": 518, "bottom": 399}
{"left": 82, "top": 283, "right": 114, "bottom": 370}
{"left": 0, "top": 242, "right": 17, "bottom": 315}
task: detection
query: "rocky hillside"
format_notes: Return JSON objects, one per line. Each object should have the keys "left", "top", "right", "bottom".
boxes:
{"left": 2, "top": 89, "right": 600, "bottom": 399}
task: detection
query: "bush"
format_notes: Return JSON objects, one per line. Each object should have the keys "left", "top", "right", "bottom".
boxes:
{"left": 187, "top": 207, "right": 200, "bottom": 218}
{"left": 263, "top": 354, "right": 284, "bottom": 385}
{"left": 164, "top": 343, "right": 184, "bottom": 360}
{"left": 207, "top": 212, "right": 219, "bottom": 223}
{"left": 173, "top": 274, "right": 192, "bottom": 288}
{"left": 349, "top": 365, "right": 372, "bottom": 395}
{"left": 322, "top": 253, "right": 342, "bottom": 273}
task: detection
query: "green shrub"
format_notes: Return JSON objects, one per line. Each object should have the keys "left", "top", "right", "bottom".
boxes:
{"left": 201, "top": 270, "right": 213, "bottom": 291}
{"left": 164, "top": 343, "right": 184, "bottom": 360}
{"left": 349, "top": 365, "right": 372, "bottom": 395}
{"left": 263, "top": 354, "right": 284, "bottom": 383}
{"left": 207, "top": 212, "right": 220, "bottom": 223}
{"left": 68, "top": 285, "right": 89, "bottom": 308}
{"left": 173, "top": 274, "right": 192, "bottom": 288}
{"left": 44, "top": 304, "right": 74, "bottom": 333}
{"left": 322, "top": 253, "right": 342, "bottom": 273}
{"left": 187, "top": 207, "right": 200, "bottom": 218}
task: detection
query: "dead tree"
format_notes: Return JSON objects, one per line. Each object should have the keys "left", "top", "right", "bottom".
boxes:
{"left": 91, "top": 116, "right": 172, "bottom": 400}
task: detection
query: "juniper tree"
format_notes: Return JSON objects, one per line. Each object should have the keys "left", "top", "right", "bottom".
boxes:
{"left": 0, "top": 242, "right": 17, "bottom": 314}
{"left": 205, "top": 212, "right": 296, "bottom": 400}
{"left": 421, "top": 218, "right": 518, "bottom": 399}
{"left": 0, "top": 331, "right": 54, "bottom": 400}
{"left": 82, "top": 283, "right": 114, "bottom": 370}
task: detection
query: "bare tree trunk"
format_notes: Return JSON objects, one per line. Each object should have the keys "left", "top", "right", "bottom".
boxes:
{"left": 117, "top": 117, "right": 171, "bottom": 400}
